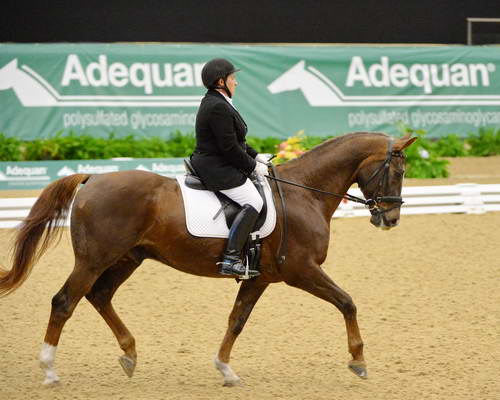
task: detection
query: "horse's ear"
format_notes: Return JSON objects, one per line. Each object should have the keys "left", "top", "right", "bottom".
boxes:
{"left": 394, "top": 135, "right": 417, "bottom": 151}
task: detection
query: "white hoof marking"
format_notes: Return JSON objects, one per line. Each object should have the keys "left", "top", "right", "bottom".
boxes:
{"left": 214, "top": 356, "right": 241, "bottom": 386}
{"left": 39, "top": 343, "right": 60, "bottom": 385}
{"left": 42, "top": 372, "right": 60, "bottom": 386}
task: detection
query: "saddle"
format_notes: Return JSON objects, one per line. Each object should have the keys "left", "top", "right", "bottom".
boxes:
{"left": 183, "top": 159, "right": 268, "bottom": 230}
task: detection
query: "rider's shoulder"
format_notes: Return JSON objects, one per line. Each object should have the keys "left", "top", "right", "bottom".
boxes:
{"left": 206, "top": 97, "right": 232, "bottom": 114}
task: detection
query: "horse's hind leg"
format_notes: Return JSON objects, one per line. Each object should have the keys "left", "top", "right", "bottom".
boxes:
{"left": 85, "top": 254, "right": 142, "bottom": 378}
{"left": 39, "top": 263, "right": 101, "bottom": 385}
{"left": 285, "top": 265, "right": 367, "bottom": 379}
{"left": 215, "top": 279, "right": 268, "bottom": 386}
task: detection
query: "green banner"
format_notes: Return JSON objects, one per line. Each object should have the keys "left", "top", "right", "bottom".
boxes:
{"left": 1, "top": 43, "right": 499, "bottom": 139}
{"left": 0, "top": 158, "right": 185, "bottom": 190}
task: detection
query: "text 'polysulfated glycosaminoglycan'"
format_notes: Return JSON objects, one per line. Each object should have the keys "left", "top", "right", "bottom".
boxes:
{"left": 346, "top": 56, "right": 496, "bottom": 94}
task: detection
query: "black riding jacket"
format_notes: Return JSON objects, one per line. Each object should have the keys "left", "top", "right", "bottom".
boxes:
{"left": 190, "top": 90, "right": 257, "bottom": 191}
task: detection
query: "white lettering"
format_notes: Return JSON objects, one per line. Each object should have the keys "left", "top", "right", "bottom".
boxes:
{"left": 108, "top": 62, "right": 129, "bottom": 87}
{"left": 389, "top": 64, "right": 408, "bottom": 87}
{"left": 61, "top": 54, "right": 89, "bottom": 86}
{"left": 152, "top": 64, "right": 173, "bottom": 87}
{"left": 409, "top": 64, "right": 432, "bottom": 94}
{"left": 152, "top": 163, "right": 183, "bottom": 173}
{"left": 346, "top": 56, "right": 372, "bottom": 87}
{"left": 86, "top": 55, "right": 109, "bottom": 86}
{"left": 130, "top": 63, "right": 153, "bottom": 94}
{"left": 61, "top": 55, "right": 204, "bottom": 93}
{"left": 77, "top": 164, "right": 119, "bottom": 174}
{"left": 469, "top": 64, "right": 490, "bottom": 87}
{"left": 344, "top": 56, "right": 493, "bottom": 94}
{"left": 173, "top": 63, "right": 194, "bottom": 87}
{"left": 430, "top": 64, "right": 450, "bottom": 87}
{"left": 450, "top": 64, "right": 470, "bottom": 87}
{"left": 368, "top": 56, "right": 390, "bottom": 87}
{"left": 6, "top": 166, "right": 48, "bottom": 176}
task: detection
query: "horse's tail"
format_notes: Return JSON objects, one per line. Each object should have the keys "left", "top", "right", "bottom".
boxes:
{"left": 0, "top": 174, "right": 91, "bottom": 297}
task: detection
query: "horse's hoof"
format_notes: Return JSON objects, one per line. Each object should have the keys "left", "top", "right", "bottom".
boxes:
{"left": 214, "top": 356, "right": 242, "bottom": 387}
{"left": 119, "top": 355, "right": 136, "bottom": 378}
{"left": 223, "top": 377, "right": 242, "bottom": 387}
{"left": 42, "top": 375, "right": 60, "bottom": 386}
{"left": 348, "top": 360, "right": 368, "bottom": 379}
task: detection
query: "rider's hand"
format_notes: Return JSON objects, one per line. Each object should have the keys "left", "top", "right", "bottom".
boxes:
{"left": 255, "top": 154, "right": 270, "bottom": 165}
{"left": 253, "top": 162, "right": 268, "bottom": 177}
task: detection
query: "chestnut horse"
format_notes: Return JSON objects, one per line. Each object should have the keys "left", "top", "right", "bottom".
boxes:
{"left": 0, "top": 132, "right": 415, "bottom": 386}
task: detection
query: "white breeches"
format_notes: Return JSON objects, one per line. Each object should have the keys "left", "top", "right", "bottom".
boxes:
{"left": 220, "top": 178, "right": 263, "bottom": 213}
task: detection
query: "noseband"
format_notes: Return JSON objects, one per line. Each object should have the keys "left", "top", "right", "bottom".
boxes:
{"left": 362, "top": 138, "right": 404, "bottom": 217}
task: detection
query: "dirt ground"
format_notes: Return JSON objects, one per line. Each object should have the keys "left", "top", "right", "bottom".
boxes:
{"left": 0, "top": 157, "right": 499, "bottom": 400}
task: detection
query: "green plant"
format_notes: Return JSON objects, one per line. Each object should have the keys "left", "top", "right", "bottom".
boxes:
{"left": 160, "top": 131, "right": 196, "bottom": 157}
{"left": 2, "top": 127, "right": 498, "bottom": 176}
{"left": 14, "top": 131, "right": 196, "bottom": 160}
{"left": 246, "top": 136, "right": 281, "bottom": 154}
{"left": 466, "top": 127, "right": 500, "bottom": 156}
{"left": 0, "top": 134, "right": 22, "bottom": 161}
{"left": 432, "top": 134, "right": 468, "bottom": 157}
{"left": 395, "top": 123, "right": 449, "bottom": 178}
{"left": 404, "top": 144, "right": 449, "bottom": 178}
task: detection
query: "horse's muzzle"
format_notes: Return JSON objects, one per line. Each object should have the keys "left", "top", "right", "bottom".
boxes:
{"left": 370, "top": 211, "right": 400, "bottom": 230}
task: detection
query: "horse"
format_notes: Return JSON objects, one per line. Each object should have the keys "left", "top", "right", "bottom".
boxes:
{"left": 0, "top": 131, "right": 416, "bottom": 386}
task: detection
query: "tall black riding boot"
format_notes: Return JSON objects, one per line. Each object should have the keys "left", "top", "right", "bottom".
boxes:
{"left": 218, "top": 204, "right": 260, "bottom": 279}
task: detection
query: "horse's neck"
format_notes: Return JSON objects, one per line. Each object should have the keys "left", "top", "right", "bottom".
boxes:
{"left": 280, "top": 137, "right": 372, "bottom": 216}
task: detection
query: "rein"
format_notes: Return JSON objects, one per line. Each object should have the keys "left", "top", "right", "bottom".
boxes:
{"left": 264, "top": 174, "right": 371, "bottom": 206}
{"left": 264, "top": 144, "right": 404, "bottom": 213}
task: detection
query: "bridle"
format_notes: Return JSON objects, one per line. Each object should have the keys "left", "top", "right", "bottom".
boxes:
{"left": 265, "top": 137, "right": 405, "bottom": 215}
{"left": 359, "top": 138, "right": 405, "bottom": 217}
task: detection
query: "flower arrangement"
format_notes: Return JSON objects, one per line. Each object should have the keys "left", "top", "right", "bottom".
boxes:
{"left": 274, "top": 130, "right": 307, "bottom": 164}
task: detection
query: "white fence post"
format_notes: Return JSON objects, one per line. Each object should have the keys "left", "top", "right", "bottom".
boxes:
{"left": 457, "top": 183, "right": 486, "bottom": 214}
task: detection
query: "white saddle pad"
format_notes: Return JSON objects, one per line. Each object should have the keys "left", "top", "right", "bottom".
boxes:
{"left": 176, "top": 175, "right": 277, "bottom": 239}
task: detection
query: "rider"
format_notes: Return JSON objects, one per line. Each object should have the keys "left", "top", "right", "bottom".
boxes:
{"left": 190, "top": 58, "right": 269, "bottom": 279}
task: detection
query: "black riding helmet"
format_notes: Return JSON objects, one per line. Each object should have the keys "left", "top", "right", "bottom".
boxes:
{"left": 201, "top": 58, "right": 240, "bottom": 98}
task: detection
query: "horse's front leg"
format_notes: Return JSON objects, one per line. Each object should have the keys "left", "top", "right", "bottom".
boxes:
{"left": 285, "top": 265, "right": 367, "bottom": 379}
{"left": 215, "top": 279, "right": 269, "bottom": 386}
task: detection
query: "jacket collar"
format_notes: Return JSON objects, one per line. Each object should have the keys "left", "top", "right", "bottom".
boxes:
{"left": 205, "top": 90, "right": 247, "bottom": 129}
{"left": 206, "top": 89, "right": 235, "bottom": 105}
{"left": 206, "top": 89, "right": 226, "bottom": 100}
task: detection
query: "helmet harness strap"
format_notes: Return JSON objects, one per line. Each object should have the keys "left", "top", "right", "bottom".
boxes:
{"left": 214, "top": 76, "right": 232, "bottom": 98}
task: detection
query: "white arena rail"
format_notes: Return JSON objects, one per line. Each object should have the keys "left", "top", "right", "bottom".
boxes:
{"left": 0, "top": 183, "right": 499, "bottom": 229}
{"left": 335, "top": 183, "right": 500, "bottom": 218}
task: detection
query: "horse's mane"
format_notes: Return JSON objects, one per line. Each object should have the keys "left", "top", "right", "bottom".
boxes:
{"left": 282, "top": 131, "right": 389, "bottom": 166}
